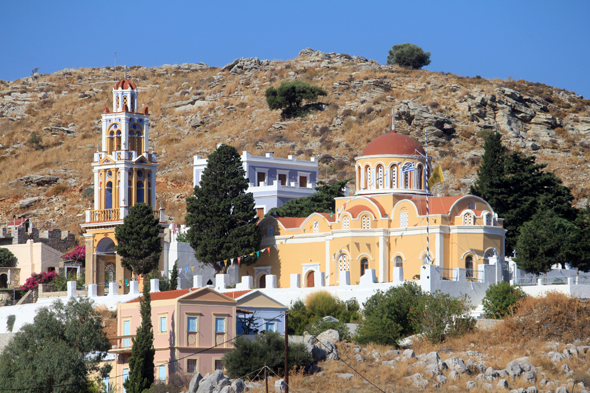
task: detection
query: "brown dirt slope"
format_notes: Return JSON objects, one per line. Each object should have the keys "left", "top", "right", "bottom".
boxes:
{"left": 1, "top": 48, "right": 589, "bottom": 238}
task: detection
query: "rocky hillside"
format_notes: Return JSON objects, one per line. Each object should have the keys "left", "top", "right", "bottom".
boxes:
{"left": 1, "top": 48, "right": 589, "bottom": 237}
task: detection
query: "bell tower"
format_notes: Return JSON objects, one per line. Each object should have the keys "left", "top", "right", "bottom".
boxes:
{"left": 82, "top": 78, "right": 165, "bottom": 295}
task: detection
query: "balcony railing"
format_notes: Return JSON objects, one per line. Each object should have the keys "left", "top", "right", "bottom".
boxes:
{"left": 109, "top": 335, "right": 136, "bottom": 352}
{"left": 89, "top": 208, "right": 120, "bottom": 222}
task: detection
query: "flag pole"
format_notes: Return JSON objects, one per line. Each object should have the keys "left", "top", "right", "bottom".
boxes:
{"left": 425, "top": 128, "right": 431, "bottom": 265}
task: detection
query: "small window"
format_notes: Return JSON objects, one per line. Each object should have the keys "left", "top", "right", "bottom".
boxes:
{"left": 390, "top": 165, "right": 398, "bottom": 188}
{"left": 361, "top": 216, "right": 370, "bottom": 229}
{"left": 400, "top": 211, "right": 409, "bottom": 227}
{"left": 215, "top": 360, "right": 223, "bottom": 371}
{"left": 364, "top": 166, "right": 371, "bottom": 189}
{"left": 187, "top": 359, "right": 197, "bottom": 374}
{"left": 123, "top": 369, "right": 129, "bottom": 393}
{"left": 313, "top": 221, "right": 319, "bottom": 233}
{"left": 187, "top": 317, "right": 197, "bottom": 332}
{"left": 394, "top": 256, "right": 403, "bottom": 268}
{"left": 158, "top": 365, "right": 166, "bottom": 381}
{"left": 267, "top": 225, "right": 274, "bottom": 237}
{"left": 463, "top": 213, "right": 473, "bottom": 225}
{"left": 215, "top": 318, "right": 225, "bottom": 333}
{"left": 278, "top": 173, "right": 287, "bottom": 185}
{"left": 257, "top": 172, "right": 266, "bottom": 186}
{"left": 485, "top": 214, "right": 492, "bottom": 226}
{"left": 342, "top": 216, "right": 350, "bottom": 230}
{"left": 265, "top": 322, "right": 277, "bottom": 332}
{"left": 376, "top": 165, "right": 384, "bottom": 189}
{"left": 160, "top": 317, "right": 167, "bottom": 333}
{"left": 466, "top": 255, "right": 474, "bottom": 278}
{"left": 338, "top": 254, "right": 349, "bottom": 272}
{"left": 299, "top": 176, "right": 308, "bottom": 188}
{"left": 360, "top": 258, "right": 369, "bottom": 277}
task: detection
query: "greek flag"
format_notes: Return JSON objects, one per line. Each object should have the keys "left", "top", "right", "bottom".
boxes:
{"left": 402, "top": 162, "right": 415, "bottom": 173}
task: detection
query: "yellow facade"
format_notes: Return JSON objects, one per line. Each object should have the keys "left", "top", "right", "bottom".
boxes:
{"left": 239, "top": 132, "right": 506, "bottom": 288}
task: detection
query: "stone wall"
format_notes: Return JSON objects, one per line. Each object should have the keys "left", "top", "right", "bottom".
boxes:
{"left": 0, "top": 267, "right": 20, "bottom": 289}
{"left": 11, "top": 227, "right": 75, "bottom": 253}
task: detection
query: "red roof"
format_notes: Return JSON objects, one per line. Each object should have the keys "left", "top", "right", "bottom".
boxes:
{"left": 222, "top": 290, "right": 252, "bottom": 299}
{"left": 115, "top": 78, "right": 137, "bottom": 90}
{"left": 343, "top": 205, "right": 371, "bottom": 219}
{"left": 237, "top": 308, "right": 253, "bottom": 314}
{"left": 7, "top": 218, "right": 27, "bottom": 227}
{"left": 361, "top": 132, "right": 425, "bottom": 156}
{"left": 276, "top": 217, "right": 306, "bottom": 229}
{"left": 400, "top": 195, "right": 462, "bottom": 215}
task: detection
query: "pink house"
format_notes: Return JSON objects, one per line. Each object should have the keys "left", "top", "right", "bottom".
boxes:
{"left": 109, "top": 287, "right": 239, "bottom": 391}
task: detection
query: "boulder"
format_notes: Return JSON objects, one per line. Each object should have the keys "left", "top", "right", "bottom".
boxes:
{"left": 382, "top": 359, "right": 396, "bottom": 367}
{"left": 274, "top": 379, "right": 285, "bottom": 393}
{"left": 403, "top": 349, "right": 415, "bottom": 359}
{"left": 189, "top": 372, "right": 203, "bottom": 393}
{"left": 385, "top": 350, "right": 401, "bottom": 357}
{"left": 505, "top": 361, "right": 523, "bottom": 377}
{"left": 482, "top": 383, "right": 494, "bottom": 391}
{"left": 196, "top": 370, "right": 226, "bottom": 393}
{"left": 317, "top": 329, "right": 340, "bottom": 346}
{"left": 19, "top": 197, "right": 41, "bottom": 208}
{"left": 230, "top": 379, "right": 245, "bottom": 393}
{"left": 523, "top": 371, "right": 536, "bottom": 384}
{"left": 445, "top": 357, "right": 469, "bottom": 374}
{"left": 19, "top": 175, "right": 60, "bottom": 186}
{"left": 526, "top": 387, "right": 538, "bottom": 393}
{"left": 436, "top": 375, "right": 448, "bottom": 385}
{"left": 497, "top": 379, "right": 510, "bottom": 390}
{"left": 466, "top": 381, "right": 476, "bottom": 389}
{"left": 555, "top": 387, "right": 569, "bottom": 393}
{"left": 336, "top": 373, "right": 354, "bottom": 380}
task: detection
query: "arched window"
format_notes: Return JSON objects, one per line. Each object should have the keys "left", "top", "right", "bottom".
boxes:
{"left": 465, "top": 255, "right": 474, "bottom": 278}
{"left": 361, "top": 215, "right": 370, "bottom": 229}
{"left": 404, "top": 171, "right": 411, "bottom": 189}
{"left": 485, "top": 213, "right": 492, "bottom": 226}
{"left": 463, "top": 213, "right": 473, "bottom": 225}
{"left": 130, "top": 95, "right": 135, "bottom": 112}
{"left": 258, "top": 274, "right": 266, "bottom": 289}
{"left": 267, "top": 225, "right": 274, "bottom": 237}
{"left": 483, "top": 249, "right": 495, "bottom": 265}
{"left": 105, "top": 182, "right": 113, "bottom": 209}
{"left": 400, "top": 208, "right": 409, "bottom": 227}
{"left": 313, "top": 221, "right": 319, "bottom": 233}
{"left": 376, "top": 165, "right": 384, "bottom": 189}
{"left": 394, "top": 256, "right": 403, "bottom": 268}
{"left": 360, "top": 258, "right": 369, "bottom": 277}
{"left": 416, "top": 164, "right": 423, "bottom": 190}
{"left": 116, "top": 95, "right": 120, "bottom": 110}
{"left": 115, "top": 130, "right": 121, "bottom": 151}
{"left": 357, "top": 166, "right": 361, "bottom": 192}
{"left": 137, "top": 181, "right": 145, "bottom": 203}
{"left": 107, "top": 131, "right": 115, "bottom": 155}
{"left": 342, "top": 216, "right": 350, "bottom": 230}
{"left": 123, "top": 95, "right": 128, "bottom": 111}
{"left": 338, "top": 254, "right": 349, "bottom": 271}
{"left": 127, "top": 180, "right": 132, "bottom": 206}
{"left": 364, "top": 165, "right": 371, "bottom": 189}
{"left": 390, "top": 165, "right": 398, "bottom": 188}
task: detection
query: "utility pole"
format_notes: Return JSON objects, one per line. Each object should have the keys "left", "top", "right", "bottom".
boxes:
{"left": 284, "top": 311, "right": 289, "bottom": 393}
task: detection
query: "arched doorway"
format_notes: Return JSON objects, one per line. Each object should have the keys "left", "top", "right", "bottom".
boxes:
{"left": 0, "top": 274, "right": 7, "bottom": 289}
{"left": 258, "top": 274, "right": 266, "bottom": 289}
{"left": 360, "top": 258, "right": 369, "bottom": 277}
{"left": 306, "top": 271, "right": 315, "bottom": 288}
{"left": 465, "top": 255, "right": 474, "bottom": 278}
{"left": 104, "top": 263, "right": 115, "bottom": 284}
{"left": 96, "top": 237, "right": 116, "bottom": 254}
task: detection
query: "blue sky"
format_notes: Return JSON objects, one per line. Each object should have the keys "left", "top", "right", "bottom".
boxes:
{"left": 2, "top": 1, "right": 589, "bottom": 97}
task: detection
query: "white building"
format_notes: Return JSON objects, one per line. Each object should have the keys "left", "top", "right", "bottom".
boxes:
{"left": 193, "top": 150, "right": 319, "bottom": 218}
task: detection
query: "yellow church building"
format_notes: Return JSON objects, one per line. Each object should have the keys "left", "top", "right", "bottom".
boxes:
{"left": 241, "top": 131, "right": 506, "bottom": 288}
{"left": 81, "top": 79, "right": 166, "bottom": 294}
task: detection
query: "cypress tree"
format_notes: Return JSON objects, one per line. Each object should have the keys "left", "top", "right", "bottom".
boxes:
{"left": 169, "top": 260, "right": 179, "bottom": 290}
{"left": 470, "top": 132, "right": 507, "bottom": 214}
{"left": 124, "top": 285, "right": 155, "bottom": 393}
{"left": 115, "top": 203, "right": 162, "bottom": 276}
{"left": 185, "top": 145, "right": 261, "bottom": 273}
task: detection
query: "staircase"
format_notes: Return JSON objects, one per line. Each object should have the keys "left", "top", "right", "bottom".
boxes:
{"left": 470, "top": 304, "right": 485, "bottom": 319}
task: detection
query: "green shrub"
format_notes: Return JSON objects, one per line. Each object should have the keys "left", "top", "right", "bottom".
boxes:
{"left": 482, "top": 281, "right": 526, "bottom": 319}
{"left": 222, "top": 331, "right": 312, "bottom": 379}
{"left": 27, "top": 132, "right": 44, "bottom": 150}
{"left": 287, "top": 300, "right": 314, "bottom": 335}
{"left": 386, "top": 43, "right": 431, "bottom": 69}
{"left": 48, "top": 184, "right": 68, "bottom": 196}
{"left": 354, "top": 282, "right": 423, "bottom": 347}
{"left": 288, "top": 292, "right": 361, "bottom": 335}
{"left": 265, "top": 80, "right": 327, "bottom": 119}
{"left": 307, "top": 319, "right": 351, "bottom": 341}
{"left": 0, "top": 248, "right": 16, "bottom": 267}
{"left": 6, "top": 315, "right": 15, "bottom": 332}
{"left": 411, "top": 291, "right": 474, "bottom": 344}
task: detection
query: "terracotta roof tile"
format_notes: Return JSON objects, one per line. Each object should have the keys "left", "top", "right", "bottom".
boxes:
{"left": 361, "top": 132, "right": 425, "bottom": 156}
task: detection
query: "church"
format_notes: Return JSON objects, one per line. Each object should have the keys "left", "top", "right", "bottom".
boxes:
{"left": 242, "top": 130, "right": 507, "bottom": 288}
{"left": 81, "top": 79, "right": 166, "bottom": 294}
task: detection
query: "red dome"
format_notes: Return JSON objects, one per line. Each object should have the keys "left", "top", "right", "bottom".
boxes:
{"left": 114, "top": 78, "right": 137, "bottom": 90}
{"left": 361, "top": 132, "right": 425, "bottom": 156}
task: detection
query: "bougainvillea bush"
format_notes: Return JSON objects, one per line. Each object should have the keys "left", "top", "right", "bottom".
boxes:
{"left": 20, "top": 271, "right": 58, "bottom": 290}
{"left": 61, "top": 245, "right": 85, "bottom": 263}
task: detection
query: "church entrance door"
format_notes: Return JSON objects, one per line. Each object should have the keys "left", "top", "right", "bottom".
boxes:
{"left": 306, "top": 271, "right": 315, "bottom": 288}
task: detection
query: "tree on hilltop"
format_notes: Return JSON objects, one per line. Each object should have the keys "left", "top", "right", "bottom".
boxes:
{"left": 387, "top": 43, "right": 431, "bottom": 69}
{"left": 115, "top": 203, "right": 162, "bottom": 276}
{"left": 265, "top": 80, "right": 327, "bottom": 119}
{"left": 185, "top": 145, "right": 261, "bottom": 273}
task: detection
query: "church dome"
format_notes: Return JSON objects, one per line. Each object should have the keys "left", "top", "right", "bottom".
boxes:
{"left": 361, "top": 132, "right": 425, "bottom": 156}
{"left": 114, "top": 78, "right": 137, "bottom": 90}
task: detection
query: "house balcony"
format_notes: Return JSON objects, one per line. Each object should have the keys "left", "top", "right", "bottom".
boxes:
{"left": 84, "top": 208, "right": 165, "bottom": 224}
{"left": 108, "top": 335, "right": 136, "bottom": 353}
